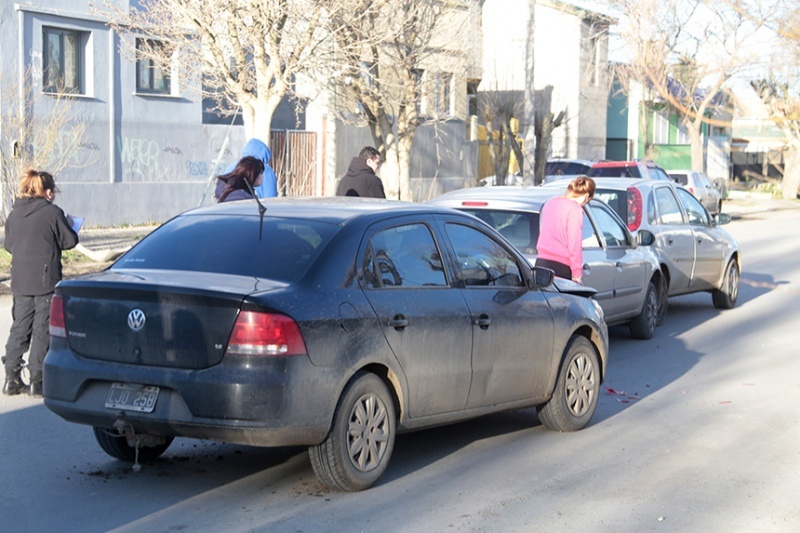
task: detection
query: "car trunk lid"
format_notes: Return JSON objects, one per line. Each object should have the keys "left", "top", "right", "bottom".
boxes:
{"left": 57, "top": 269, "right": 284, "bottom": 369}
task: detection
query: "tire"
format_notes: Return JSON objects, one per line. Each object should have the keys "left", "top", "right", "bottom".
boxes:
{"left": 93, "top": 427, "right": 173, "bottom": 462}
{"left": 629, "top": 281, "right": 658, "bottom": 339}
{"left": 309, "top": 372, "right": 396, "bottom": 491}
{"left": 712, "top": 259, "right": 739, "bottom": 309}
{"left": 537, "top": 336, "right": 600, "bottom": 432}
{"left": 655, "top": 276, "right": 669, "bottom": 326}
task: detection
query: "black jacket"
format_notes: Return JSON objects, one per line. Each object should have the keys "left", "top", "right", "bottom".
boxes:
{"left": 4, "top": 197, "right": 79, "bottom": 295}
{"left": 335, "top": 158, "right": 386, "bottom": 198}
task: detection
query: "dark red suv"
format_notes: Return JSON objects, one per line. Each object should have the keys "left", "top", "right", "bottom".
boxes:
{"left": 587, "top": 160, "right": 671, "bottom": 181}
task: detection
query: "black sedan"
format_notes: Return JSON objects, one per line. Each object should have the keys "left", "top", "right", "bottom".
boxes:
{"left": 44, "top": 197, "right": 609, "bottom": 491}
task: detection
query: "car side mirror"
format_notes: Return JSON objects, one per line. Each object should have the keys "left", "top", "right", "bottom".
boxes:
{"left": 636, "top": 229, "right": 656, "bottom": 246}
{"left": 530, "top": 266, "right": 554, "bottom": 288}
{"left": 716, "top": 213, "right": 731, "bottom": 226}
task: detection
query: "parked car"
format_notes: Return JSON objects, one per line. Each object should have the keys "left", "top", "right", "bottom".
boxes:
{"left": 43, "top": 197, "right": 608, "bottom": 492}
{"left": 667, "top": 170, "right": 723, "bottom": 215}
{"left": 544, "top": 159, "right": 594, "bottom": 183}
{"left": 428, "top": 186, "right": 665, "bottom": 339}
{"left": 573, "top": 177, "right": 740, "bottom": 312}
{"left": 588, "top": 160, "right": 671, "bottom": 181}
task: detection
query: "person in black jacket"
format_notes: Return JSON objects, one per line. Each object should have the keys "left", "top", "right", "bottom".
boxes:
{"left": 335, "top": 146, "right": 386, "bottom": 198}
{"left": 3, "top": 169, "right": 78, "bottom": 396}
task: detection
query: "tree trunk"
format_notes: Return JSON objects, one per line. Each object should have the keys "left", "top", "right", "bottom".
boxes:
{"left": 687, "top": 120, "right": 705, "bottom": 172}
{"left": 782, "top": 143, "right": 800, "bottom": 200}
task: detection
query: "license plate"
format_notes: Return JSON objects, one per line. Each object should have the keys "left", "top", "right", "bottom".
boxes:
{"left": 105, "top": 383, "right": 160, "bottom": 413}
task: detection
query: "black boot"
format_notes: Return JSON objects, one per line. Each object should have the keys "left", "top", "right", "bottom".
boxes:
{"left": 28, "top": 370, "right": 43, "bottom": 397}
{"left": 3, "top": 367, "right": 27, "bottom": 396}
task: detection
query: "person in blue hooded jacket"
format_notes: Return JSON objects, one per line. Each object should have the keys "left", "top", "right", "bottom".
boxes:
{"left": 216, "top": 138, "right": 278, "bottom": 199}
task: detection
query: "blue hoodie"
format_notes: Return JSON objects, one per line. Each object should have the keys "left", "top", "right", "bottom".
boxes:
{"left": 216, "top": 138, "right": 278, "bottom": 199}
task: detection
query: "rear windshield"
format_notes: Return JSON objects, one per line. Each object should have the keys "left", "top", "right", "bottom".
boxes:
{"left": 113, "top": 215, "right": 337, "bottom": 283}
{"left": 588, "top": 166, "right": 642, "bottom": 178}
{"left": 545, "top": 161, "right": 591, "bottom": 176}
{"left": 594, "top": 190, "right": 627, "bottom": 221}
{"left": 460, "top": 208, "right": 540, "bottom": 253}
{"left": 669, "top": 173, "right": 689, "bottom": 185}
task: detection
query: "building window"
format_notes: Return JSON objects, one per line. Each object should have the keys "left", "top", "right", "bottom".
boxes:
{"left": 653, "top": 111, "right": 670, "bottom": 144}
{"left": 411, "top": 68, "right": 424, "bottom": 117}
{"left": 467, "top": 79, "right": 480, "bottom": 116}
{"left": 136, "top": 39, "right": 171, "bottom": 94}
{"left": 43, "top": 27, "right": 83, "bottom": 94}
{"left": 434, "top": 73, "right": 453, "bottom": 117}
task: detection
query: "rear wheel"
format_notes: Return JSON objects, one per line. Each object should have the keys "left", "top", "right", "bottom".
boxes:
{"left": 712, "top": 259, "right": 739, "bottom": 309}
{"left": 537, "top": 336, "right": 600, "bottom": 432}
{"left": 655, "top": 276, "right": 669, "bottom": 326}
{"left": 93, "top": 427, "right": 173, "bottom": 462}
{"left": 309, "top": 372, "right": 396, "bottom": 491}
{"left": 629, "top": 281, "right": 657, "bottom": 339}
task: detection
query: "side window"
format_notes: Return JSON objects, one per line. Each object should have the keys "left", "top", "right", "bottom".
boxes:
{"left": 445, "top": 223, "right": 525, "bottom": 288}
{"left": 676, "top": 188, "right": 710, "bottom": 226}
{"left": 362, "top": 224, "right": 446, "bottom": 289}
{"left": 589, "top": 204, "right": 630, "bottom": 247}
{"left": 581, "top": 209, "right": 602, "bottom": 248}
{"left": 654, "top": 187, "right": 685, "bottom": 225}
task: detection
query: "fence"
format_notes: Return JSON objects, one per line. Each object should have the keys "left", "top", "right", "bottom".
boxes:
{"left": 270, "top": 131, "right": 317, "bottom": 196}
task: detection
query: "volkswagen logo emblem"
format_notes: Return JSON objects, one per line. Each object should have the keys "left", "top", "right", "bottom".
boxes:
{"left": 127, "top": 309, "right": 146, "bottom": 332}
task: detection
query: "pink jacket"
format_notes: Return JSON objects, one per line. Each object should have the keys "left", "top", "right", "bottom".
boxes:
{"left": 537, "top": 197, "right": 584, "bottom": 279}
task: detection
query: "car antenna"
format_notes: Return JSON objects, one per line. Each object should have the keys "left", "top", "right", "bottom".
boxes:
{"left": 243, "top": 179, "right": 268, "bottom": 240}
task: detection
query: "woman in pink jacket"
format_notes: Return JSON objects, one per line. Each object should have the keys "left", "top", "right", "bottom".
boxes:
{"left": 536, "top": 176, "right": 595, "bottom": 284}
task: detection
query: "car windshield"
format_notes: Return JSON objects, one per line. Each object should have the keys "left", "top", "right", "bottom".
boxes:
{"left": 589, "top": 166, "right": 642, "bottom": 178}
{"left": 113, "top": 214, "right": 337, "bottom": 283}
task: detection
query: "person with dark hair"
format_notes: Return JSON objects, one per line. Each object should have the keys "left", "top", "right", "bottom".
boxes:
{"left": 3, "top": 169, "right": 79, "bottom": 396}
{"left": 335, "top": 146, "right": 386, "bottom": 198}
{"left": 535, "top": 176, "right": 596, "bottom": 284}
{"left": 214, "top": 156, "right": 265, "bottom": 203}
{"left": 219, "top": 138, "right": 278, "bottom": 198}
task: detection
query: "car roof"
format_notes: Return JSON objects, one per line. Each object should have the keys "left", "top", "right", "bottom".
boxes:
{"left": 184, "top": 196, "right": 458, "bottom": 224}
{"left": 428, "top": 186, "right": 561, "bottom": 210}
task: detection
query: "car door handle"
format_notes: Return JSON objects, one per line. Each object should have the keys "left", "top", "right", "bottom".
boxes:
{"left": 473, "top": 314, "right": 492, "bottom": 329}
{"left": 667, "top": 237, "right": 674, "bottom": 245}
{"left": 388, "top": 315, "right": 408, "bottom": 330}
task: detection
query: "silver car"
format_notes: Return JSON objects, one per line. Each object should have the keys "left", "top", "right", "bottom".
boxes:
{"left": 428, "top": 186, "right": 665, "bottom": 339}
{"left": 576, "top": 178, "right": 740, "bottom": 313}
{"left": 667, "top": 170, "right": 723, "bottom": 215}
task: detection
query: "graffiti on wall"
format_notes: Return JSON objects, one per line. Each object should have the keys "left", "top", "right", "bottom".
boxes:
{"left": 113, "top": 135, "right": 229, "bottom": 181}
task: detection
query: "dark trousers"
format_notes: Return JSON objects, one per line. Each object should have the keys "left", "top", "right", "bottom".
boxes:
{"left": 3, "top": 293, "right": 52, "bottom": 374}
{"left": 535, "top": 258, "right": 572, "bottom": 280}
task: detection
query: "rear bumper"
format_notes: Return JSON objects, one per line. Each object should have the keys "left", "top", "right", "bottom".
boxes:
{"left": 43, "top": 339, "right": 339, "bottom": 447}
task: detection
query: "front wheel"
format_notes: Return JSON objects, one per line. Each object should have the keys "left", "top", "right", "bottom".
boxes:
{"left": 629, "top": 281, "right": 658, "bottom": 339}
{"left": 537, "top": 336, "right": 601, "bottom": 432}
{"left": 712, "top": 259, "right": 739, "bottom": 309}
{"left": 309, "top": 372, "right": 396, "bottom": 491}
{"left": 93, "top": 427, "right": 173, "bottom": 462}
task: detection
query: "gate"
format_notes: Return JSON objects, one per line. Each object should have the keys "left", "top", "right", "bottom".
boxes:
{"left": 270, "top": 131, "right": 317, "bottom": 196}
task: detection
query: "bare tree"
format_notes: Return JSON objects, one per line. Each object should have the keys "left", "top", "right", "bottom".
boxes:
{"left": 326, "top": 0, "right": 475, "bottom": 200}
{"left": 478, "top": 88, "right": 524, "bottom": 186}
{"left": 94, "top": 0, "right": 337, "bottom": 142}
{"left": 610, "top": 0, "right": 755, "bottom": 172}
{"left": 738, "top": 0, "right": 800, "bottom": 199}
{"left": 0, "top": 68, "right": 87, "bottom": 221}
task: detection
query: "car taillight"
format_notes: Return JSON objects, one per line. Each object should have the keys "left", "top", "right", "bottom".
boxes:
{"left": 226, "top": 311, "right": 307, "bottom": 356}
{"left": 626, "top": 187, "right": 643, "bottom": 231}
{"left": 688, "top": 187, "right": 695, "bottom": 195}
{"left": 461, "top": 201, "right": 489, "bottom": 207}
{"left": 50, "top": 294, "right": 66, "bottom": 338}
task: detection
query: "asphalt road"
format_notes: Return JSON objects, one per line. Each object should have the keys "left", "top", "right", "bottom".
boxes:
{"left": 0, "top": 197, "right": 798, "bottom": 532}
